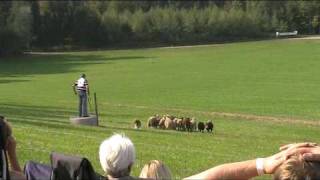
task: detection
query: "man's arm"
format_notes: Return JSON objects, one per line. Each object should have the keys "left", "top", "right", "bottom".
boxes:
{"left": 184, "top": 159, "right": 258, "bottom": 180}
{"left": 72, "top": 83, "right": 77, "bottom": 95}
{"left": 184, "top": 143, "right": 315, "bottom": 180}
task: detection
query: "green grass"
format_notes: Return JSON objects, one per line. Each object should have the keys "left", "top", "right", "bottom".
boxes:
{"left": 1, "top": 39, "right": 320, "bottom": 179}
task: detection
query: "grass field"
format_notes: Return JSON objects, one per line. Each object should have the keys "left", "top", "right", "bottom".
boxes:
{"left": 1, "top": 39, "right": 320, "bottom": 179}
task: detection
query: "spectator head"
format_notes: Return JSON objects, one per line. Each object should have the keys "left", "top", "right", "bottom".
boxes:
{"left": 0, "top": 115, "right": 12, "bottom": 149}
{"left": 273, "top": 154, "right": 320, "bottom": 180}
{"left": 99, "top": 134, "right": 135, "bottom": 178}
{"left": 139, "top": 160, "right": 172, "bottom": 180}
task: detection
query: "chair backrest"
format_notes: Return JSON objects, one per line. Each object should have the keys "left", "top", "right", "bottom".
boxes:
{"left": 24, "top": 160, "right": 51, "bottom": 180}
{"left": 0, "top": 119, "right": 10, "bottom": 180}
{"left": 50, "top": 152, "right": 99, "bottom": 180}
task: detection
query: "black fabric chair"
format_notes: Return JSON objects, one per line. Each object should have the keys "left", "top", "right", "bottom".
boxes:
{"left": 25, "top": 152, "right": 104, "bottom": 180}
{"left": 50, "top": 152, "right": 103, "bottom": 180}
{"left": 0, "top": 118, "right": 10, "bottom": 180}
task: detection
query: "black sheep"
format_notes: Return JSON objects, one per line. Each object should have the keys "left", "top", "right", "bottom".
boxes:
{"left": 197, "top": 122, "right": 205, "bottom": 133}
{"left": 205, "top": 120, "right": 214, "bottom": 133}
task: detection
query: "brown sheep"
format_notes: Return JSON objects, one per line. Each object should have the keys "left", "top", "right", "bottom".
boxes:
{"left": 184, "top": 117, "right": 192, "bottom": 132}
{"left": 205, "top": 120, "right": 214, "bottom": 133}
{"left": 133, "top": 119, "right": 141, "bottom": 129}
{"left": 197, "top": 122, "right": 205, "bottom": 133}
{"left": 174, "top": 118, "right": 183, "bottom": 131}
{"left": 147, "top": 115, "right": 160, "bottom": 128}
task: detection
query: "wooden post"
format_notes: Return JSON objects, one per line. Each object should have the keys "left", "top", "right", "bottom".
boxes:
{"left": 94, "top": 92, "right": 99, "bottom": 125}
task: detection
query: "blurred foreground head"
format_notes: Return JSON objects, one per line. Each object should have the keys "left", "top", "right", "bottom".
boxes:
{"left": 0, "top": 115, "right": 12, "bottom": 148}
{"left": 139, "top": 160, "right": 172, "bottom": 180}
{"left": 274, "top": 154, "right": 320, "bottom": 180}
{"left": 99, "top": 134, "right": 135, "bottom": 178}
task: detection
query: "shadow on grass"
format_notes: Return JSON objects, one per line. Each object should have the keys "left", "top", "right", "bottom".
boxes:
{"left": 1, "top": 103, "right": 187, "bottom": 137}
{"left": 0, "top": 103, "right": 145, "bottom": 133}
{"left": 0, "top": 54, "right": 152, "bottom": 84}
{"left": 0, "top": 79, "right": 30, "bottom": 84}
{"left": 1, "top": 103, "right": 75, "bottom": 120}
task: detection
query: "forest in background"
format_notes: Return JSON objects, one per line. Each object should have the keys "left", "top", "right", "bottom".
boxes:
{"left": 1, "top": 0, "right": 320, "bottom": 56}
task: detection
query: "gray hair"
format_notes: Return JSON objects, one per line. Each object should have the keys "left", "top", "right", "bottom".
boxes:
{"left": 99, "top": 134, "right": 135, "bottom": 177}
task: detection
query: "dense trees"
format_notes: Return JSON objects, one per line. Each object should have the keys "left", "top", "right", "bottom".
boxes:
{"left": 1, "top": 0, "right": 320, "bottom": 56}
{"left": 0, "top": 1, "right": 32, "bottom": 56}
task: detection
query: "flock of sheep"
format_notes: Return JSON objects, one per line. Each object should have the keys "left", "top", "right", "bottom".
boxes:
{"left": 133, "top": 114, "right": 214, "bottom": 133}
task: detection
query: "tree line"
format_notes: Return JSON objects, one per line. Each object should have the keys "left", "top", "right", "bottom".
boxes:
{"left": 0, "top": 0, "right": 320, "bottom": 56}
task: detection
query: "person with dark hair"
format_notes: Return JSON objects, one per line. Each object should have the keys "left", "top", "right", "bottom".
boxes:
{"left": 72, "top": 74, "right": 90, "bottom": 117}
{"left": 0, "top": 115, "right": 25, "bottom": 180}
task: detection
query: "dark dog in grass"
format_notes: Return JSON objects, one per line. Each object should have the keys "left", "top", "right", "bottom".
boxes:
{"left": 133, "top": 119, "right": 141, "bottom": 129}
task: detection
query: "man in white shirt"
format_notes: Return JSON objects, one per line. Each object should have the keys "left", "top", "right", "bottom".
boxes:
{"left": 73, "top": 74, "right": 89, "bottom": 117}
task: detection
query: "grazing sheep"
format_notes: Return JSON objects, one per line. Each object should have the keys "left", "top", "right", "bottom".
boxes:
{"left": 175, "top": 118, "right": 183, "bottom": 131}
{"left": 158, "top": 116, "right": 166, "bottom": 129}
{"left": 133, "top": 119, "right": 141, "bottom": 129}
{"left": 205, "top": 120, "right": 214, "bottom": 133}
{"left": 165, "top": 114, "right": 175, "bottom": 120}
{"left": 197, "top": 122, "right": 205, "bottom": 133}
{"left": 164, "top": 117, "right": 176, "bottom": 130}
{"left": 173, "top": 118, "right": 177, "bottom": 126}
{"left": 190, "top": 117, "right": 197, "bottom": 132}
{"left": 181, "top": 118, "right": 187, "bottom": 131}
{"left": 184, "top": 117, "right": 192, "bottom": 132}
{"left": 147, "top": 115, "right": 160, "bottom": 128}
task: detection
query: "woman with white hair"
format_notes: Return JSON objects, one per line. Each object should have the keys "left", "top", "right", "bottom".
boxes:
{"left": 99, "top": 133, "right": 137, "bottom": 180}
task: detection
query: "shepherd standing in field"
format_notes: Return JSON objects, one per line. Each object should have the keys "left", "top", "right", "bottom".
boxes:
{"left": 73, "top": 73, "right": 89, "bottom": 117}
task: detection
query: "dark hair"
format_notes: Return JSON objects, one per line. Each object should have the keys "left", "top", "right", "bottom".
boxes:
{"left": 0, "top": 115, "right": 10, "bottom": 180}
{"left": 0, "top": 116, "right": 12, "bottom": 149}
{"left": 81, "top": 74, "right": 86, "bottom": 78}
{"left": 0, "top": 116, "right": 7, "bottom": 149}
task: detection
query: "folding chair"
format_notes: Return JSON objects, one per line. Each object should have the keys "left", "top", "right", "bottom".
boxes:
{"left": 25, "top": 152, "right": 104, "bottom": 180}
